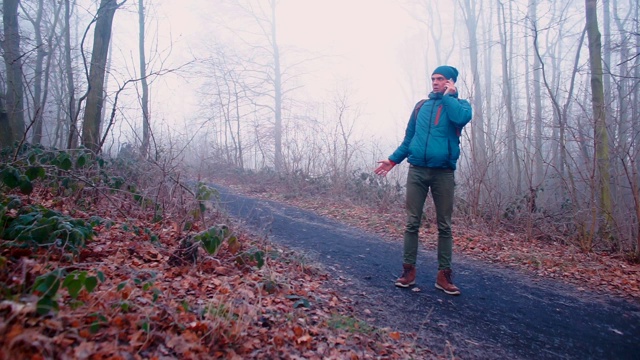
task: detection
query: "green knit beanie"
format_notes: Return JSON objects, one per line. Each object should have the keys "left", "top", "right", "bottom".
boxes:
{"left": 432, "top": 66, "right": 459, "bottom": 82}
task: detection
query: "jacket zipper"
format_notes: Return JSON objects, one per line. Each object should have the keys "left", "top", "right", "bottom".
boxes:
{"left": 423, "top": 101, "right": 438, "bottom": 163}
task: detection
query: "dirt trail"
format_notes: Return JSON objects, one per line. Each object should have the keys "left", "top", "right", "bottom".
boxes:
{"left": 214, "top": 184, "right": 640, "bottom": 359}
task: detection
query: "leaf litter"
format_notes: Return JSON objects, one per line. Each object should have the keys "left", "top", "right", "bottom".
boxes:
{"left": 0, "top": 187, "right": 436, "bottom": 359}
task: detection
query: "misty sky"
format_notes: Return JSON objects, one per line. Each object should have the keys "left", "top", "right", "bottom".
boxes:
{"left": 107, "top": 0, "right": 459, "bottom": 151}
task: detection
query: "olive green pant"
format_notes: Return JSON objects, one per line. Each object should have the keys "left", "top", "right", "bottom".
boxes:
{"left": 403, "top": 165, "right": 455, "bottom": 270}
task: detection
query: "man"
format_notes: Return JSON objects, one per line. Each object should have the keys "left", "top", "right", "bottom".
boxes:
{"left": 374, "top": 65, "right": 472, "bottom": 295}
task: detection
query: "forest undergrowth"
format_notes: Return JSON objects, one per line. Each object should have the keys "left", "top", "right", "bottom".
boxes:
{"left": 0, "top": 147, "right": 435, "bottom": 359}
{"left": 206, "top": 167, "right": 640, "bottom": 303}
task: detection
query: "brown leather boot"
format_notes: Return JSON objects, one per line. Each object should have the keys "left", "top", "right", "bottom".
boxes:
{"left": 435, "top": 269, "right": 461, "bottom": 295}
{"left": 395, "top": 264, "right": 416, "bottom": 288}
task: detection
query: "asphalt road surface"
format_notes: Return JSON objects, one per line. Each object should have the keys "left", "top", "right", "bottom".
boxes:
{"left": 213, "top": 184, "right": 640, "bottom": 359}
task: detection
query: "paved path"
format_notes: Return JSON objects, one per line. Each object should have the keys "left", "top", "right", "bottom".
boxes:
{"left": 214, "top": 185, "right": 640, "bottom": 359}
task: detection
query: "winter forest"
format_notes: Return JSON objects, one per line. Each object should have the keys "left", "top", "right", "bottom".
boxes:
{"left": 2, "top": 0, "right": 640, "bottom": 358}
{"left": 2, "top": 0, "right": 640, "bottom": 257}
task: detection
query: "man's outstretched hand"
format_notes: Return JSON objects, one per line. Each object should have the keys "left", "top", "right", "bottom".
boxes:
{"left": 374, "top": 160, "right": 395, "bottom": 176}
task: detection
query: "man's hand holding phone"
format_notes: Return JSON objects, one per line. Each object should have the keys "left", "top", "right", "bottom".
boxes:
{"left": 443, "top": 79, "right": 456, "bottom": 95}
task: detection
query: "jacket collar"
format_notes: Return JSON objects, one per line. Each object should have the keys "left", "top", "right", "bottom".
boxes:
{"left": 428, "top": 92, "right": 459, "bottom": 100}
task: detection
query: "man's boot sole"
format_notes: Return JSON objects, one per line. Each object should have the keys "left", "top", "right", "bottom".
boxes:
{"left": 395, "top": 281, "right": 415, "bottom": 288}
{"left": 435, "top": 283, "right": 461, "bottom": 295}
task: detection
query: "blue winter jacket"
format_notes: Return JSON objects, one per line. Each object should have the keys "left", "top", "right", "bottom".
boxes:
{"left": 389, "top": 92, "right": 472, "bottom": 170}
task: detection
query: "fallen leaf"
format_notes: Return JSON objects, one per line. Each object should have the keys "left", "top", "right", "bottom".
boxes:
{"left": 73, "top": 341, "right": 96, "bottom": 360}
{"left": 296, "top": 334, "right": 312, "bottom": 344}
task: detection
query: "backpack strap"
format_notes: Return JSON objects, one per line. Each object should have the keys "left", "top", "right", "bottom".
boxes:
{"left": 412, "top": 99, "right": 428, "bottom": 120}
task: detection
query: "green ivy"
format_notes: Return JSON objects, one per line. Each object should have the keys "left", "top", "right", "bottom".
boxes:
{"left": 196, "top": 183, "right": 218, "bottom": 214}
{"left": 194, "top": 225, "right": 235, "bottom": 255}
{"left": 1, "top": 202, "right": 100, "bottom": 253}
{"left": 0, "top": 166, "right": 33, "bottom": 195}
{"left": 235, "top": 248, "right": 265, "bottom": 269}
{"left": 32, "top": 269, "right": 104, "bottom": 315}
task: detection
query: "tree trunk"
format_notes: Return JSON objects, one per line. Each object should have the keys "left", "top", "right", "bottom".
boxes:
{"left": 29, "top": 0, "right": 63, "bottom": 146}
{"left": 0, "top": 98, "right": 10, "bottom": 147}
{"left": 585, "top": 0, "right": 615, "bottom": 239}
{"left": 611, "top": 0, "right": 630, "bottom": 155}
{"left": 460, "top": 0, "right": 487, "bottom": 217}
{"left": 528, "top": 0, "right": 544, "bottom": 186}
{"left": 233, "top": 80, "right": 244, "bottom": 169}
{"left": 138, "top": 0, "right": 150, "bottom": 158}
{"left": 31, "top": 0, "right": 46, "bottom": 144}
{"left": 498, "top": 0, "right": 521, "bottom": 195}
{"left": 271, "top": 0, "right": 283, "bottom": 172}
{"left": 602, "top": 0, "right": 612, "bottom": 133}
{"left": 461, "top": 0, "right": 487, "bottom": 164}
{"left": 81, "top": 0, "right": 118, "bottom": 153}
{"left": 2, "top": 0, "right": 26, "bottom": 147}
{"left": 227, "top": 0, "right": 289, "bottom": 172}
{"left": 634, "top": 0, "right": 640, "bottom": 185}
{"left": 482, "top": 2, "right": 493, "bottom": 148}
{"left": 65, "top": 0, "right": 79, "bottom": 149}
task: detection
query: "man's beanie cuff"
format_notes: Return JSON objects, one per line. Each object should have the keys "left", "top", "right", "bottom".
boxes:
{"left": 432, "top": 65, "right": 459, "bottom": 82}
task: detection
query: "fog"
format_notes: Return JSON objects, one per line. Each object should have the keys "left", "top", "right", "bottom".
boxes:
{"left": 105, "top": 0, "right": 445, "bottom": 157}
{"left": 2, "top": 0, "right": 640, "bottom": 254}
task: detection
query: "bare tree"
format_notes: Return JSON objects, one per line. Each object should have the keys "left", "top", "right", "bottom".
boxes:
{"left": 326, "top": 84, "right": 362, "bottom": 187}
{"left": 199, "top": 44, "right": 254, "bottom": 169}
{"left": 25, "top": 0, "right": 46, "bottom": 144}
{"left": 138, "top": 0, "right": 150, "bottom": 158}
{"left": 602, "top": 0, "right": 613, "bottom": 134}
{"left": 81, "top": 0, "right": 122, "bottom": 153}
{"left": 221, "top": 0, "right": 310, "bottom": 173}
{"left": 65, "top": 0, "right": 79, "bottom": 149}
{"left": 1, "top": 0, "right": 26, "bottom": 148}
{"left": 215, "top": 0, "right": 283, "bottom": 171}
{"left": 0, "top": 97, "right": 9, "bottom": 148}
{"left": 528, "top": 0, "right": 544, "bottom": 186}
{"left": 459, "top": 0, "right": 488, "bottom": 217}
{"left": 635, "top": 1, "right": 640, "bottom": 169}
{"left": 497, "top": 0, "right": 521, "bottom": 195}
{"left": 23, "top": 0, "right": 64, "bottom": 145}
{"left": 585, "top": 0, "right": 614, "bottom": 241}
{"left": 405, "top": 1, "right": 456, "bottom": 85}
